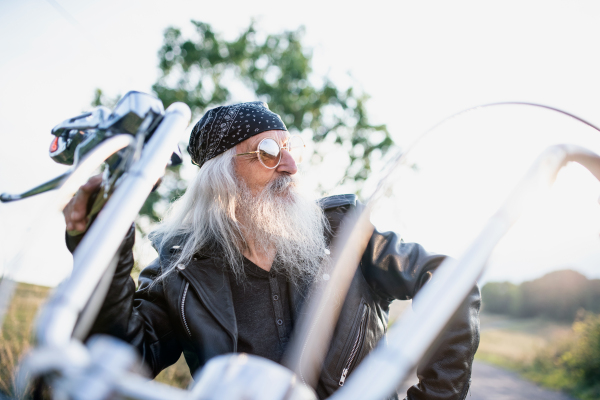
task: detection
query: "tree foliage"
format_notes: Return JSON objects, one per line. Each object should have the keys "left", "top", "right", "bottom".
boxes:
{"left": 91, "top": 88, "right": 121, "bottom": 109}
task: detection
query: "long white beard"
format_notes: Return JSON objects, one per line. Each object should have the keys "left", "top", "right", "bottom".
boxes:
{"left": 233, "top": 175, "right": 330, "bottom": 286}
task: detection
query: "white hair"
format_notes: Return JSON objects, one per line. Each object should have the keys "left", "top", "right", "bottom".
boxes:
{"left": 149, "top": 147, "right": 329, "bottom": 286}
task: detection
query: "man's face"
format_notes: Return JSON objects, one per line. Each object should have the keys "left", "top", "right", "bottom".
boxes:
{"left": 234, "top": 130, "right": 298, "bottom": 194}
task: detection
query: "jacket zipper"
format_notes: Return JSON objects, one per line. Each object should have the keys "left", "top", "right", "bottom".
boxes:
{"left": 339, "top": 304, "right": 368, "bottom": 386}
{"left": 178, "top": 268, "right": 237, "bottom": 351}
{"left": 181, "top": 282, "right": 192, "bottom": 337}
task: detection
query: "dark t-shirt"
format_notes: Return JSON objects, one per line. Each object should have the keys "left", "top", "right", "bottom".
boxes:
{"left": 229, "top": 258, "right": 294, "bottom": 363}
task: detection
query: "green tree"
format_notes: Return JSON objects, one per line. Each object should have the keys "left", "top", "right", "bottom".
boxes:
{"left": 91, "top": 89, "right": 121, "bottom": 109}
{"left": 481, "top": 270, "right": 600, "bottom": 322}
{"left": 481, "top": 281, "right": 519, "bottom": 315}
{"left": 519, "top": 270, "right": 591, "bottom": 321}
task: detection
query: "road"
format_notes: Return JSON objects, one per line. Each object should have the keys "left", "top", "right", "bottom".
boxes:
{"left": 398, "top": 361, "right": 575, "bottom": 400}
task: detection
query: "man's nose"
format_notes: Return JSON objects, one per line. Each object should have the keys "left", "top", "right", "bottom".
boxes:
{"left": 276, "top": 148, "right": 298, "bottom": 175}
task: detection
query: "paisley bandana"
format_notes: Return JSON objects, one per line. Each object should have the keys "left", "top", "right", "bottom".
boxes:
{"left": 188, "top": 101, "right": 288, "bottom": 168}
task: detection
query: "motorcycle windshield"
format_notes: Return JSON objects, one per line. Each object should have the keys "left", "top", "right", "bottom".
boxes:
{"left": 370, "top": 103, "right": 600, "bottom": 284}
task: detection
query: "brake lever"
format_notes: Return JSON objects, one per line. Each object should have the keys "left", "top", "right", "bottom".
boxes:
{"left": 0, "top": 171, "right": 71, "bottom": 202}
{"left": 0, "top": 145, "right": 179, "bottom": 204}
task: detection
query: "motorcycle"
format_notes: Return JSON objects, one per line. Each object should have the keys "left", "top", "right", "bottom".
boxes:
{"left": 1, "top": 94, "right": 599, "bottom": 400}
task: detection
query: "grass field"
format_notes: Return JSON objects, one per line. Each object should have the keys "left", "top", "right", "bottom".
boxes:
{"left": 0, "top": 282, "right": 51, "bottom": 398}
{"left": 475, "top": 313, "right": 573, "bottom": 370}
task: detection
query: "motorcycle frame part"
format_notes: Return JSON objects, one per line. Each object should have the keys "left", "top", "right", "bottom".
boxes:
{"left": 100, "top": 91, "right": 165, "bottom": 135}
{"left": 51, "top": 91, "right": 164, "bottom": 140}
{"left": 51, "top": 107, "right": 112, "bottom": 137}
{"left": 0, "top": 134, "right": 136, "bottom": 334}
{"left": 186, "top": 354, "right": 317, "bottom": 400}
{"left": 50, "top": 128, "right": 96, "bottom": 166}
{"left": 33, "top": 102, "right": 191, "bottom": 349}
{"left": 52, "top": 92, "right": 164, "bottom": 185}
{"left": 51, "top": 105, "right": 112, "bottom": 166}
{"left": 330, "top": 144, "right": 600, "bottom": 400}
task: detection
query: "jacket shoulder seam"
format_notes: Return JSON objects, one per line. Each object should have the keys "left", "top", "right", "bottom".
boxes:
{"left": 317, "top": 194, "right": 357, "bottom": 211}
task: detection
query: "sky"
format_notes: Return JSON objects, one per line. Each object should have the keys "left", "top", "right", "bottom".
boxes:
{"left": 2, "top": 0, "right": 600, "bottom": 287}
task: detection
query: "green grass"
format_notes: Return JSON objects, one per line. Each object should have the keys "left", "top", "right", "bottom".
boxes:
{"left": 476, "top": 313, "right": 572, "bottom": 366}
{"left": 0, "top": 282, "right": 51, "bottom": 398}
{"left": 154, "top": 355, "right": 193, "bottom": 388}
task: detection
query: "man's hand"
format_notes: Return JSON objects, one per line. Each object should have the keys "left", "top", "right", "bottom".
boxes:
{"left": 63, "top": 174, "right": 102, "bottom": 234}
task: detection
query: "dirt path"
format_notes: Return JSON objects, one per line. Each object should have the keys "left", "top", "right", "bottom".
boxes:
{"left": 468, "top": 361, "right": 574, "bottom": 400}
{"left": 398, "top": 361, "right": 574, "bottom": 400}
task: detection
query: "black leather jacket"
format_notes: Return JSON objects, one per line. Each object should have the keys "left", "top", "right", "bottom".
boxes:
{"left": 71, "top": 194, "right": 481, "bottom": 400}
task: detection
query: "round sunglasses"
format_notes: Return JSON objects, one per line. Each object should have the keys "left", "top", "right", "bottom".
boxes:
{"left": 235, "top": 135, "right": 306, "bottom": 169}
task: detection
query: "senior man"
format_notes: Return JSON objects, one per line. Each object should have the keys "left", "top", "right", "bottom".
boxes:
{"left": 64, "top": 101, "right": 480, "bottom": 400}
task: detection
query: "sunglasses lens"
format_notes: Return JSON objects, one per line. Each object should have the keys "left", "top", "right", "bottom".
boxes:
{"left": 288, "top": 135, "right": 305, "bottom": 164}
{"left": 258, "top": 138, "right": 281, "bottom": 168}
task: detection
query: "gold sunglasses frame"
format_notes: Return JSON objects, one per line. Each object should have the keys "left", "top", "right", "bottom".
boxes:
{"left": 235, "top": 135, "right": 306, "bottom": 169}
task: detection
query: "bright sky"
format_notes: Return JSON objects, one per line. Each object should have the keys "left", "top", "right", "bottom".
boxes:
{"left": 2, "top": 0, "right": 600, "bottom": 287}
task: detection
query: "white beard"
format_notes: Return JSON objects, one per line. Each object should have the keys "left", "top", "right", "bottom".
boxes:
{"left": 233, "top": 174, "right": 330, "bottom": 286}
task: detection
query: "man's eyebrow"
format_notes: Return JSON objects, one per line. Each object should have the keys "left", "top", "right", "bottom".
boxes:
{"left": 247, "top": 136, "right": 263, "bottom": 149}
{"left": 244, "top": 131, "right": 287, "bottom": 151}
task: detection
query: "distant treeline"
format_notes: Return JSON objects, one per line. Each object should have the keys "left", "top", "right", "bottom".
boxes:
{"left": 482, "top": 270, "right": 600, "bottom": 321}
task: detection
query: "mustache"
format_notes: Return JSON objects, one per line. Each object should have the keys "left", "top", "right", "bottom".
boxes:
{"left": 268, "top": 174, "right": 296, "bottom": 194}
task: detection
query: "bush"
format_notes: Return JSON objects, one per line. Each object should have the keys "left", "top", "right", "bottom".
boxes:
{"left": 523, "top": 311, "right": 600, "bottom": 400}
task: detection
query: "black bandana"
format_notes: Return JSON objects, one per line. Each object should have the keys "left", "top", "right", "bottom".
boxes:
{"left": 188, "top": 101, "right": 287, "bottom": 168}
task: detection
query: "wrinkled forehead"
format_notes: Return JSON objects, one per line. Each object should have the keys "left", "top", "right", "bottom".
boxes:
{"left": 239, "top": 130, "right": 289, "bottom": 151}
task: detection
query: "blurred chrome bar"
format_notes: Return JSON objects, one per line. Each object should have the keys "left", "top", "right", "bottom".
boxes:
{"left": 113, "top": 374, "right": 190, "bottom": 400}
{"left": 35, "top": 102, "right": 191, "bottom": 347}
{"left": 283, "top": 204, "right": 374, "bottom": 388}
{"left": 114, "top": 353, "right": 318, "bottom": 400}
{"left": 331, "top": 144, "right": 600, "bottom": 400}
